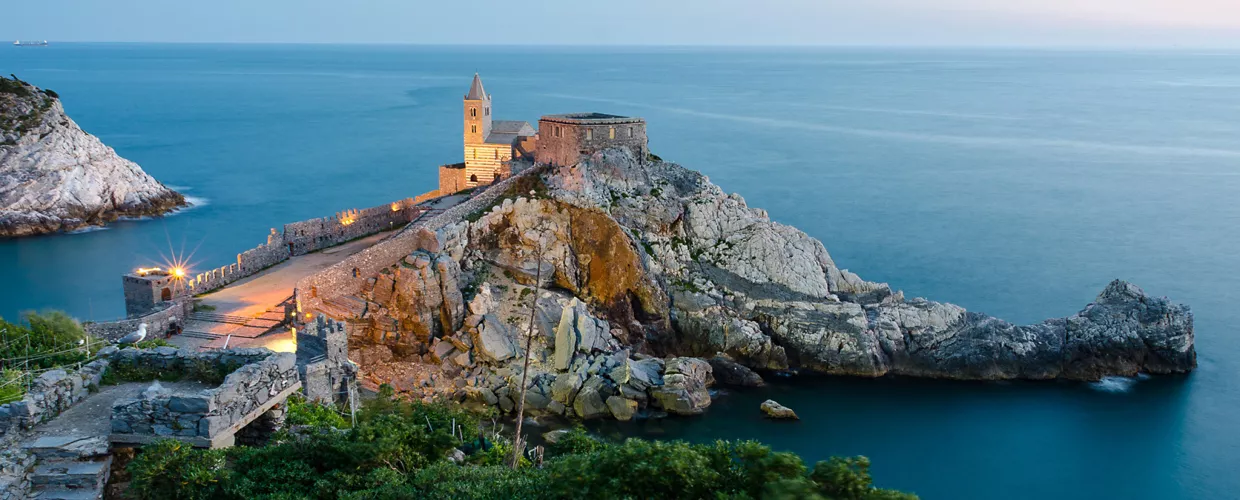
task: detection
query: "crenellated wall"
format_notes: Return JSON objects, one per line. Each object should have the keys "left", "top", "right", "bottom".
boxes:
{"left": 117, "top": 199, "right": 425, "bottom": 320}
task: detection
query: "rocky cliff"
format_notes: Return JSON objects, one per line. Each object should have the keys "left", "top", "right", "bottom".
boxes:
{"left": 332, "top": 150, "right": 1195, "bottom": 421}
{"left": 0, "top": 76, "right": 184, "bottom": 237}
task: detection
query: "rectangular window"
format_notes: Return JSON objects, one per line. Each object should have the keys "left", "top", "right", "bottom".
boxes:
{"left": 586, "top": 129, "right": 593, "bottom": 140}
{"left": 609, "top": 127, "right": 615, "bottom": 139}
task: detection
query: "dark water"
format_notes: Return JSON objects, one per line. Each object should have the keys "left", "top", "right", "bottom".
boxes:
{"left": 2, "top": 44, "right": 1238, "bottom": 499}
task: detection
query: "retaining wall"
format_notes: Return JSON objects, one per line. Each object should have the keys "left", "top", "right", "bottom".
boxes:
{"left": 108, "top": 347, "right": 297, "bottom": 447}
{"left": 294, "top": 166, "right": 542, "bottom": 316}
{"left": 0, "top": 359, "right": 109, "bottom": 439}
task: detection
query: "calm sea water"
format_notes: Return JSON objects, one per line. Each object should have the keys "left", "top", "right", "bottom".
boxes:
{"left": 2, "top": 44, "right": 1238, "bottom": 498}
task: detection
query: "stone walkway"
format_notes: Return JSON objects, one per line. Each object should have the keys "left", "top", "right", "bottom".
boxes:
{"left": 168, "top": 231, "right": 397, "bottom": 353}
{"left": 17, "top": 381, "right": 210, "bottom": 500}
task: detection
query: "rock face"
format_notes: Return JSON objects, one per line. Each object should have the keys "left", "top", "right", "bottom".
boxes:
{"left": 0, "top": 77, "right": 184, "bottom": 237}
{"left": 337, "top": 147, "right": 1195, "bottom": 422}
{"left": 760, "top": 400, "right": 798, "bottom": 420}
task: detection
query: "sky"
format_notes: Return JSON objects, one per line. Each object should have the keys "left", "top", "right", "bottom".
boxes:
{"left": 3, "top": 0, "right": 1240, "bottom": 47}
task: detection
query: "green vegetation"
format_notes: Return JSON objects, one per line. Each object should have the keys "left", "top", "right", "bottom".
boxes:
{"left": 285, "top": 393, "right": 350, "bottom": 429}
{"left": 100, "top": 357, "right": 243, "bottom": 386}
{"left": 0, "top": 311, "right": 102, "bottom": 404}
{"left": 134, "top": 338, "right": 174, "bottom": 349}
{"left": 124, "top": 390, "right": 915, "bottom": 500}
{"left": 1, "top": 75, "right": 57, "bottom": 140}
{"left": 192, "top": 300, "right": 217, "bottom": 312}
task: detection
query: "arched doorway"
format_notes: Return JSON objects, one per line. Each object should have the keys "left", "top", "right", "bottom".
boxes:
{"left": 469, "top": 174, "right": 478, "bottom": 183}
{"left": 160, "top": 288, "right": 172, "bottom": 301}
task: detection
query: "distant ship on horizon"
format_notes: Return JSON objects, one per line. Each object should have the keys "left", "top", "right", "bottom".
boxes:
{"left": 13, "top": 40, "right": 49, "bottom": 47}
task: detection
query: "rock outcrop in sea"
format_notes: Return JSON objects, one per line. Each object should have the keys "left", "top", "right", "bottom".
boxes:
{"left": 0, "top": 76, "right": 184, "bottom": 237}
{"left": 341, "top": 149, "right": 1195, "bottom": 420}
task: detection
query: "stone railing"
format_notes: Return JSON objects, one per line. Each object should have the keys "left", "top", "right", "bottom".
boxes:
{"left": 83, "top": 298, "right": 192, "bottom": 342}
{"left": 107, "top": 347, "right": 299, "bottom": 448}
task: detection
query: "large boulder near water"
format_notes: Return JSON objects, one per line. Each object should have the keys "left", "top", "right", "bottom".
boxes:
{"left": 0, "top": 76, "right": 184, "bottom": 237}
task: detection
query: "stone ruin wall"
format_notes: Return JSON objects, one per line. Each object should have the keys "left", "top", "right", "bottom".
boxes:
{"left": 294, "top": 167, "right": 541, "bottom": 318}
{"left": 295, "top": 315, "right": 356, "bottom": 404}
{"left": 0, "top": 359, "right": 109, "bottom": 440}
{"left": 84, "top": 298, "right": 192, "bottom": 342}
{"left": 108, "top": 347, "right": 297, "bottom": 445}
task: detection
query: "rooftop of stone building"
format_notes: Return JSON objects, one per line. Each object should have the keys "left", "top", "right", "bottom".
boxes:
{"left": 484, "top": 120, "right": 535, "bottom": 145}
{"left": 540, "top": 112, "right": 644, "bottom": 124}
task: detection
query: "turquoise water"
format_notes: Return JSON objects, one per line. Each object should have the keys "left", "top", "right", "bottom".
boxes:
{"left": 2, "top": 44, "right": 1238, "bottom": 498}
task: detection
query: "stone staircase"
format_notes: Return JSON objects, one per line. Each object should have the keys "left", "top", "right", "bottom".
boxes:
{"left": 22, "top": 436, "right": 111, "bottom": 500}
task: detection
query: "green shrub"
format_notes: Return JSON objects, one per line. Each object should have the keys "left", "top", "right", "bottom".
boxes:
{"left": 134, "top": 338, "right": 173, "bottom": 349}
{"left": 126, "top": 439, "right": 227, "bottom": 500}
{"left": 285, "top": 393, "right": 350, "bottom": 429}
{"left": 0, "top": 311, "right": 98, "bottom": 370}
{"left": 544, "top": 427, "right": 601, "bottom": 457}
{"left": 123, "top": 395, "right": 916, "bottom": 500}
{"left": 0, "top": 369, "right": 25, "bottom": 405}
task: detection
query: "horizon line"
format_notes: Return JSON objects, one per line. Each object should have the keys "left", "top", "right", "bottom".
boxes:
{"left": 7, "top": 40, "right": 1240, "bottom": 51}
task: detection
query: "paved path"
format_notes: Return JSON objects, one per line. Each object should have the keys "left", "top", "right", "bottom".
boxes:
{"left": 27, "top": 381, "right": 210, "bottom": 439}
{"left": 169, "top": 231, "right": 396, "bottom": 352}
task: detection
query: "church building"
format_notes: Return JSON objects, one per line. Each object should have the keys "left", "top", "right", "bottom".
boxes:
{"left": 438, "top": 74, "right": 536, "bottom": 194}
{"left": 435, "top": 73, "right": 649, "bottom": 197}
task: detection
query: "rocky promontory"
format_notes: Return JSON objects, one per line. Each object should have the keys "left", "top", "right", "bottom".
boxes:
{"left": 0, "top": 76, "right": 184, "bottom": 237}
{"left": 333, "top": 149, "right": 1195, "bottom": 421}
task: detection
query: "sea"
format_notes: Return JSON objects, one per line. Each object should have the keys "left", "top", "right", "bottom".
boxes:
{"left": 1, "top": 44, "right": 1237, "bottom": 499}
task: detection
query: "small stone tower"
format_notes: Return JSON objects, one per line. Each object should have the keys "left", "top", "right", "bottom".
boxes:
{"left": 463, "top": 73, "right": 491, "bottom": 147}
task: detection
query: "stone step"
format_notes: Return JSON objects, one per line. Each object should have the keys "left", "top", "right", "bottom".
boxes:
{"left": 31, "top": 485, "right": 104, "bottom": 500}
{"left": 23, "top": 436, "right": 108, "bottom": 462}
{"left": 30, "top": 457, "right": 111, "bottom": 490}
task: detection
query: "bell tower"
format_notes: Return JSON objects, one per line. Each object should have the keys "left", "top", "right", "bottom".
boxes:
{"left": 463, "top": 73, "right": 492, "bottom": 147}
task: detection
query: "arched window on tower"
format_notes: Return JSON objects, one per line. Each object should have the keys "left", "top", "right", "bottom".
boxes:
{"left": 470, "top": 174, "right": 478, "bottom": 183}
{"left": 471, "top": 125, "right": 477, "bottom": 134}
{"left": 485, "top": 107, "right": 490, "bottom": 116}
{"left": 471, "top": 108, "right": 477, "bottom": 117}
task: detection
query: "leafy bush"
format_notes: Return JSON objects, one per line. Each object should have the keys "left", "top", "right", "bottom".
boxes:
{"left": 285, "top": 393, "right": 350, "bottom": 428}
{"left": 0, "top": 369, "right": 25, "bottom": 405}
{"left": 0, "top": 311, "right": 98, "bottom": 370}
{"left": 124, "top": 393, "right": 915, "bottom": 500}
{"left": 127, "top": 439, "right": 227, "bottom": 500}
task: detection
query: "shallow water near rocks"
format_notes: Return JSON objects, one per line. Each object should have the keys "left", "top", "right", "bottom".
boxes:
{"left": 1, "top": 45, "right": 1237, "bottom": 499}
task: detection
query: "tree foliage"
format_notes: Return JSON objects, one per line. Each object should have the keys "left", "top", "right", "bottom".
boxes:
{"left": 125, "top": 393, "right": 916, "bottom": 500}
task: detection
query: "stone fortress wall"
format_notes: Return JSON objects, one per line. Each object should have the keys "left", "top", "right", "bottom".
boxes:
{"left": 184, "top": 198, "right": 422, "bottom": 296}
{"left": 294, "top": 166, "right": 541, "bottom": 316}
{"left": 537, "top": 113, "right": 647, "bottom": 168}
{"left": 103, "top": 198, "right": 426, "bottom": 334}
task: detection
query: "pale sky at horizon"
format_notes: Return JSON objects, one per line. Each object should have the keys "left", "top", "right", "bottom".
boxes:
{"left": 3, "top": 0, "right": 1240, "bottom": 47}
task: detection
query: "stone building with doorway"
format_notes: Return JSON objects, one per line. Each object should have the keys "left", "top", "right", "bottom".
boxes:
{"left": 437, "top": 74, "right": 650, "bottom": 195}
{"left": 438, "top": 74, "right": 537, "bottom": 194}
